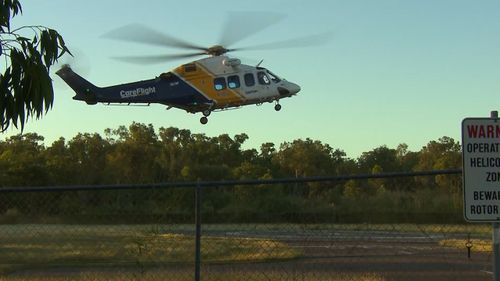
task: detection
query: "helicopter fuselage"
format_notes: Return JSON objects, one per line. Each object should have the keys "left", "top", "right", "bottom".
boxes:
{"left": 56, "top": 56, "right": 301, "bottom": 124}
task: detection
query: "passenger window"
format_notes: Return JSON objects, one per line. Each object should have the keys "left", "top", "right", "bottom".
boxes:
{"left": 227, "top": 75, "right": 240, "bottom": 89}
{"left": 244, "top": 73, "right": 255, "bottom": 87}
{"left": 257, "top": 72, "right": 270, "bottom": 85}
{"left": 214, "top": 77, "right": 226, "bottom": 90}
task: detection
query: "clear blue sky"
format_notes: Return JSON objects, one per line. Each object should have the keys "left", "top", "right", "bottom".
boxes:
{"left": 3, "top": 0, "right": 500, "bottom": 157}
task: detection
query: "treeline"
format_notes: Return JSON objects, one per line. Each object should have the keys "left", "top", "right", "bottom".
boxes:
{"left": 0, "top": 122, "right": 463, "bottom": 223}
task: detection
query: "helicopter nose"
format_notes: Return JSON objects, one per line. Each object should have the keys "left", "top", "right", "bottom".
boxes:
{"left": 288, "top": 83, "right": 301, "bottom": 95}
{"left": 278, "top": 82, "right": 301, "bottom": 97}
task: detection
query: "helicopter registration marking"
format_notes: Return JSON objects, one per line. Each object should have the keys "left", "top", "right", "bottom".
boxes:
{"left": 120, "top": 87, "right": 156, "bottom": 98}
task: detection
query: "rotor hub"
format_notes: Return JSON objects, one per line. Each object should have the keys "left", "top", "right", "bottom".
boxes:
{"left": 206, "top": 45, "right": 229, "bottom": 56}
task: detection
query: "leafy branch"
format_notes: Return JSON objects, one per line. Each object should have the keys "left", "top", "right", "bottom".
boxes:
{"left": 1, "top": 0, "right": 71, "bottom": 132}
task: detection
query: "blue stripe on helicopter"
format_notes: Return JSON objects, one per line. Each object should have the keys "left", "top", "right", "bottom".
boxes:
{"left": 94, "top": 72, "right": 211, "bottom": 106}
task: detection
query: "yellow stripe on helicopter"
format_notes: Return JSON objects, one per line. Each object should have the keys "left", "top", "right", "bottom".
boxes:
{"left": 173, "top": 62, "right": 245, "bottom": 106}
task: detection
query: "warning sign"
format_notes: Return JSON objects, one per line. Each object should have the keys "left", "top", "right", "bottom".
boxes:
{"left": 462, "top": 118, "right": 500, "bottom": 221}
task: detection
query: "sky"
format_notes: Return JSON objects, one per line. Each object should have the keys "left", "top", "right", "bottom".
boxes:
{"left": 3, "top": 0, "right": 500, "bottom": 158}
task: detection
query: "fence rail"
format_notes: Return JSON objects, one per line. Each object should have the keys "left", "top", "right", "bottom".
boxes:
{"left": 0, "top": 169, "right": 462, "bottom": 193}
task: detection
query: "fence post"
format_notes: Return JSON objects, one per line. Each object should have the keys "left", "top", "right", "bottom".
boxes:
{"left": 492, "top": 110, "right": 500, "bottom": 281}
{"left": 494, "top": 223, "right": 500, "bottom": 281}
{"left": 194, "top": 180, "right": 202, "bottom": 281}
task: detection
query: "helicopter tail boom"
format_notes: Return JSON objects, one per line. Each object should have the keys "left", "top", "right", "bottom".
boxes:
{"left": 56, "top": 65, "right": 160, "bottom": 105}
{"left": 56, "top": 65, "right": 101, "bottom": 104}
{"left": 56, "top": 65, "right": 214, "bottom": 108}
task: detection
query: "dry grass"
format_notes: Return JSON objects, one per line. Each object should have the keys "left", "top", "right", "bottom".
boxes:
{"left": 0, "top": 229, "right": 300, "bottom": 273}
{"left": 439, "top": 239, "right": 491, "bottom": 252}
{"left": 0, "top": 271, "right": 386, "bottom": 281}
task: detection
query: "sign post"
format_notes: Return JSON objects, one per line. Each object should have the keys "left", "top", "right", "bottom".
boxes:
{"left": 462, "top": 111, "right": 500, "bottom": 279}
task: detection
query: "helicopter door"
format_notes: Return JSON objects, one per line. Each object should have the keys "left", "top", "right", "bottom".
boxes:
{"left": 242, "top": 72, "right": 272, "bottom": 99}
{"left": 257, "top": 71, "right": 271, "bottom": 86}
{"left": 256, "top": 71, "right": 272, "bottom": 98}
{"left": 243, "top": 73, "right": 257, "bottom": 98}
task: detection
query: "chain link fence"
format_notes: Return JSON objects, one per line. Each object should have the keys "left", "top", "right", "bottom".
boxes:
{"left": 0, "top": 170, "right": 494, "bottom": 281}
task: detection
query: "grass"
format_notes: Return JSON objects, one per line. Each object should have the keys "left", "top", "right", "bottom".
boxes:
{"left": 439, "top": 239, "right": 492, "bottom": 252}
{"left": 200, "top": 223, "right": 492, "bottom": 235}
{"left": 0, "top": 223, "right": 491, "bottom": 236}
{"left": 0, "top": 271, "right": 386, "bottom": 281}
{"left": 0, "top": 222, "right": 487, "bottom": 280}
{"left": 0, "top": 225, "right": 300, "bottom": 274}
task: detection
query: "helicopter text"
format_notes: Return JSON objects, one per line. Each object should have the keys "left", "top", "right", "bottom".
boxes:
{"left": 120, "top": 87, "right": 156, "bottom": 98}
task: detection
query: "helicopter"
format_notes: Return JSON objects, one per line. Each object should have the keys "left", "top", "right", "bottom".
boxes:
{"left": 56, "top": 14, "right": 330, "bottom": 124}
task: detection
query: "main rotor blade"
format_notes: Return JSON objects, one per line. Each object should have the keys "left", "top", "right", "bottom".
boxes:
{"left": 102, "top": 24, "right": 207, "bottom": 51}
{"left": 111, "top": 52, "right": 205, "bottom": 65}
{"left": 219, "top": 11, "right": 286, "bottom": 47}
{"left": 234, "top": 31, "right": 334, "bottom": 51}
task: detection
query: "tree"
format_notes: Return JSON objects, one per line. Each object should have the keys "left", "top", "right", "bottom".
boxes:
{"left": 67, "top": 133, "right": 110, "bottom": 184}
{"left": 106, "top": 123, "right": 160, "bottom": 183}
{"left": 1, "top": 0, "right": 70, "bottom": 131}
{"left": 358, "top": 145, "right": 399, "bottom": 173}
{"left": 274, "top": 139, "right": 343, "bottom": 198}
{"left": 368, "top": 164, "right": 385, "bottom": 191}
{"left": 395, "top": 143, "right": 419, "bottom": 191}
{"left": 416, "top": 136, "right": 461, "bottom": 170}
{"left": 358, "top": 145, "right": 401, "bottom": 190}
{"left": 414, "top": 136, "right": 461, "bottom": 191}
{"left": 275, "top": 138, "right": 337, "bottom": 178}
{"left": 158, "top": 127, "right": 188, "bottom": 181}
{"left": 44, "top": 137, "right": 73, "bottom": 185}
{"left": 0, "top": 133, "right": 47, "bottom": 186}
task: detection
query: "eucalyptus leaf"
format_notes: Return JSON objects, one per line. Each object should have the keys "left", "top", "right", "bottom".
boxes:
{"left": 0, "top": 0, "right": 69, "bottom": 132}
